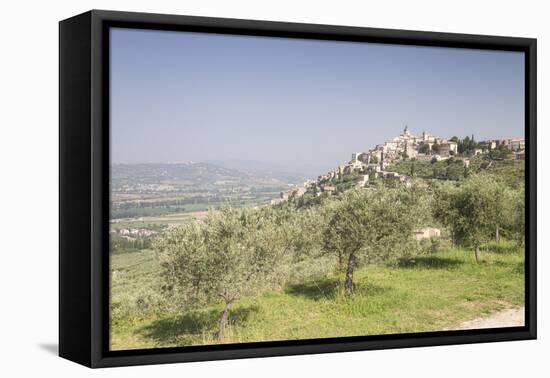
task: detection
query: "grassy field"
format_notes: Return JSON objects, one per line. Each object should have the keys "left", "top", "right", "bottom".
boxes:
{"left": 110, "top": 242, "right": 524, "bottom": 350}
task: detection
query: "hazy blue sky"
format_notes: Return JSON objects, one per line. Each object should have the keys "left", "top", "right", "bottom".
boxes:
{"left": 110, "top": 27, "right": 524, "bottom": 173}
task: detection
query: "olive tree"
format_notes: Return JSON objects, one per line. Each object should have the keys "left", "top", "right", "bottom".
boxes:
{"left": 433, "top": 174, "right": 509, "bottom": 262}
{"left": 153, "top": 206, "right": 294, "bottom": 342}
{"left": 501, "top": 185, "right": 525, "bottom": 245}
{"left": 322, "top": 186, "right": 427, "bottom": 295}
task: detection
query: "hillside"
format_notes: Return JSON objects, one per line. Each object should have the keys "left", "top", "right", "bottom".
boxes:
{"left": 387, "top": 156, "right": 524, "bottom": 185}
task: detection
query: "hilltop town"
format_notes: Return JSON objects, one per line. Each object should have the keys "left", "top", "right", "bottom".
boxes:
{"left": 108, "top": 127, "right": 525, "bottom": 243}
{"left": 272, "top": 126, "right": 525, "bottom": 205}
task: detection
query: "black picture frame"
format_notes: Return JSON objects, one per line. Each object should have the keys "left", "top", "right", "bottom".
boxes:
{"left": 59, "top": 9, "right": 537, "bottom": 368}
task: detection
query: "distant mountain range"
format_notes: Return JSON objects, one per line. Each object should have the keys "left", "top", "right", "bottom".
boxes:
{"left": 203, "top": 159, "right": 316, "bottom": 183}
{"left": 110, "top": 161, "right": 306, "bottom": 197}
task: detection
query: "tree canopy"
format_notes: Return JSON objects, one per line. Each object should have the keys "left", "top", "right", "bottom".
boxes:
{"left": 322, "top": 186, "right": 428, "bottom": 294}
{"left": 153, "top": 206, "right": 298, "bottom": 341}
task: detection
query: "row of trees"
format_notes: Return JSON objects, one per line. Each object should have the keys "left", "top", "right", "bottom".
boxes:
{"left": 153, "top": 173, "right": 524, "bottom": 341}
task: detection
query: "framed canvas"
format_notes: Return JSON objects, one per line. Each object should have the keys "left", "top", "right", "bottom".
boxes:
{"left": 59, "top": 10, "right": 537, "bottom": 368}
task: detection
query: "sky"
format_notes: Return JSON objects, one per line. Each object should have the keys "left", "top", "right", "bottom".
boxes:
{"left": 110, "top": 27, "right": 525, "bottom": 174}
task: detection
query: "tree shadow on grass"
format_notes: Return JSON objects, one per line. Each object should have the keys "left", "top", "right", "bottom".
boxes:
{"left": 286, "top": 278, "right": 388, "bottom": 300}
{"left": 285, "top": 278, "right": 340, "bottom": 300}
{"left": 494, "top": 260, "right": 524, "bottom": 274}
{"left": 396, "top": 256, "right": 463, "bottom": 269}
{"left": 138, "top": 305, "right": 259, "bottom": 346}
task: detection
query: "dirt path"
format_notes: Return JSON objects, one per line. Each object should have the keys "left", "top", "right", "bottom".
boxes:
{"left": 453, "top": 307, "right": 525, "bottom": 330}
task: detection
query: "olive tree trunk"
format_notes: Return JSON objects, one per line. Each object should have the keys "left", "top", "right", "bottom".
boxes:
{"left": 218, "top": 302, "right": 233, "bottom": 343}
{"left": 450, "top": 231, "right": 455, "bottom": 247}
{"left": 474, "top": 246, "right": 480, "bottom": 263}
{"left": 496, "top": 224, "right": 500, "bottom": 243}
{"left": 344, "top": 254, "right": 356, "bottom": 295}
